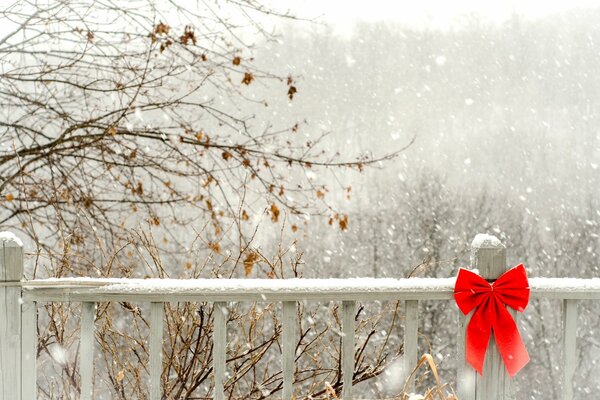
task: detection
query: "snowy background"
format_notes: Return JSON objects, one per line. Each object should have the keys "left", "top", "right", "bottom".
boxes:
{"left": 241, "top": 2, "right": 600, "bottom": 398}
{"left": 2, "top": 0, "right": 600, "bottom": 398}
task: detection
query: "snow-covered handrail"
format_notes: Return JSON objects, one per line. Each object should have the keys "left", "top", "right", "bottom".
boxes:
{"left": 18, "top": 276, "right": 600, "bottom": 302}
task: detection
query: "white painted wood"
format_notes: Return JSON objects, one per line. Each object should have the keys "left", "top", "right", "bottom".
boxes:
{"left": 80, "top": 302, "right": 95, "bottom": 400}
{"left": 149, "top": 302, "right": 164, "bottom": 400}
{"left": 470, "top": 236, "right": 510, "bottom": 400}
{"left": 22, "top": 284, "right": 600, "bottom": 304}
{"left": 562, "top": 299, "right": 577, "bottom": 400}
{"left": 403, "top": 300, "right": 418, "bottom": 393}
{"left": 457, "top": 312, "right": 476, "bottom": 400}
{"left": 21, "top": 301, "right": 37, "bottom": 400}
{"left": 23, "top": 289, "right": 455, "bottom": 303}
{"left": 213, "top": 302, "right": 227, "bottom": 400}
{"left": 477, "top": 337, "right": 508, "bottom": 400}
{"left": 0, "top": 233, "right": 22, "bottom": 281}
{"left": 1, "top": 234, "right": 23, "bottom": 400}
{"left": 282, "top": 301, "right": 296, "bottom": 399}
{"left": 3, "top": 230, "right": 597, "bottom": 400}
{"left": 341, "top": 300, "right": 355, "bottom": 399}
{"left": 22, "top": 277, "right": 600, "bottom": 304}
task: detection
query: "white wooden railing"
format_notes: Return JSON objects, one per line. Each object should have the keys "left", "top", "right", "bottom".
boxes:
{"left": 2, "top": 232, "right": 600, "bottom": 400}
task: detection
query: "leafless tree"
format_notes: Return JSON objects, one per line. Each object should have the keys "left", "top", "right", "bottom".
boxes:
{"left": 0, "top": 0, "right": 408, "bottom": 272}
{"left": 0, "top": 1, "right": 410, "bottom": 398}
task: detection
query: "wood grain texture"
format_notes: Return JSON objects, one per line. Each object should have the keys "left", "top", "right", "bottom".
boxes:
{"left": 457, "top": 312, "right": 476, "bottom": 400}
{"left": 403, "top": 300, "right": 418, "bottom": 394}
{"left": 282, "top": 301, "right": 296, "bottom": 399}
{"left": 342, "top": 301, "right": 355, "bottom": 399}
{"left": 471, "top": 237, "right": 511, "bottom": 400}
{"left": 213, "top": 302, "right": 227, "bottom": 400}
{"left": 21, "top": 279, "right": 600, "bottom": 303}
{"left": 149, "top": 302, "right": 164, "bottom": 400}
{"left": 562, "top": 299, "right": 577, "bottom": 400}
{"left": 79, "top": 302, "right": 96, "bottom": 400}
{"left": 21, "top": 301, "right": 37, "bottom": 400}
{"left": 1, "top": 236, "right": 23, "bottom": 400}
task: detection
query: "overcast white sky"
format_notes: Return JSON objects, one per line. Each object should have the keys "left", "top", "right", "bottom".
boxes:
{"left": 2, "top": 0, "right": 600, "bottom": 38}
{"left": 273, "top": 0, "right": 600, "bottom": 34}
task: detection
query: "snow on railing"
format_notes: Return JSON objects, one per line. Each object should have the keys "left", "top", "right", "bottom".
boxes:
{"left": 2, "top": 231, "right": 600, "bottom": 400}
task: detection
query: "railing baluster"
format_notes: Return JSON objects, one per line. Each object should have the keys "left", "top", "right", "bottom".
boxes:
{"left": 80, "top": 302, "right": 95, "bottom": 400}
{"left": 404, "top": 300, "right": 419, "bottom": 393}
{"left": 213, "top": 302, "right": 227, "bottom": 400}
{"left": 282, "top": 301, "right": 296, "bottom": 399}
{"left": 149, "top": 302, "right": 164, "bottom": 400}
{"left": 342, "top": 300, "right": 355, "bottom": 399}
{"left": 21, "top": 300, "right": 37, "bottom": 400}
{"left": 562, "top": 299, "right": 577, "bottom": 400}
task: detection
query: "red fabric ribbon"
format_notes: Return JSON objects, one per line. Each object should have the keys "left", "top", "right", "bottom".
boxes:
{"left": 454, "top": 264, "right": 530, "bottom": 377}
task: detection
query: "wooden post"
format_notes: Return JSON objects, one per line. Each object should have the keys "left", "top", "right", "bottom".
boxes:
{"left": 457, "top": 310, "right": 476, "bottom": 400}
{"left": 0, "top": 232, "right": 24, "bottom": 400}
{"left": 468, "top": 234, "right": 513, "bottom": 400}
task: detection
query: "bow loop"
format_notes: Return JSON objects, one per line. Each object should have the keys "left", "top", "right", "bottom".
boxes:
{"left": 454, "top": 264, "right": 530, "bottom": 377}
{"left": 492, "top": 264, "right": 530, "bottom": 312}
{"left": 454, "top": 268, "right": 491, "bottom": 315}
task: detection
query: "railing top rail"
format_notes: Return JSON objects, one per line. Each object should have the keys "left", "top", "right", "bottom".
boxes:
{"left": 18, "top": 276, "right": 600, "bottom": 302}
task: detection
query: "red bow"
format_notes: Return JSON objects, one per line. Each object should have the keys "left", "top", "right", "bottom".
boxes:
{"left": 454, "top": 264, "right": 530, "bottom": 377}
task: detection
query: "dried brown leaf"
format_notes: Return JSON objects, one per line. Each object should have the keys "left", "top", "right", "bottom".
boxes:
{"left": 208, "top": 242, "right": 221, "bottom": 253}
{"left": 179, "top": 26, "right": 196, "bottom": 45}
{"left": 154, "top": 22, "right": 170, "bottom": 35}
{"left": 269, "top": 203, "right": 280, "bottom": 223}
{"left": 242, "top": 72, "right": 254, "bottom": 85}
{"left": 339, "top": 214, "right": 349, "bottom": 231}
{"left": 243, "top": 251, "right": 260, "bottom": 276}
{"left": 287, "top": 85, "right": 297, "bottom": 100}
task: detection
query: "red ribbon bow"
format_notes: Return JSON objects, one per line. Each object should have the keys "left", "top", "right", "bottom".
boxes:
{"left": 454, "top": 264, "right": 530, "bottom": 377}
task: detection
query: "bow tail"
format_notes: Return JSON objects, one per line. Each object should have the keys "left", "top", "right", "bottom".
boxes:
{"left": 466, "top": 301, "right": 493, "bottom": 375}
{"left": 493, "top": 299, "right": 530, "bottom": 377}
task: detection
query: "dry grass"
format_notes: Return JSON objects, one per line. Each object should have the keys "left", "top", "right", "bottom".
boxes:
{"left": 320, "top": 353, "right": 457, "bottom": 400}
{"left": 394, "top": 354, "right": 457, "bottom": 400}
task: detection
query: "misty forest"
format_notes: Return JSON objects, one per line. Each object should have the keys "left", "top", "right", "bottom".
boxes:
{"left": 1, "top": 1, "right": 600, "bottom": 399}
